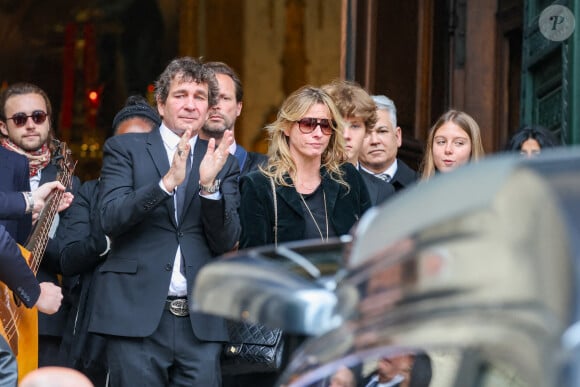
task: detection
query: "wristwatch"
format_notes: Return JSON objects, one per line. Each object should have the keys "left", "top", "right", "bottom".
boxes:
{"left": 24, "top": 191, "right": 34, "bottom": 214}
{"left": 199, "top": 179, "right": 221, "bottom": 194}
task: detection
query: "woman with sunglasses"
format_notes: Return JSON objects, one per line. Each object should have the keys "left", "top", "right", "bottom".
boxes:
{"left": 236, "top": 86, "right": 371, "bottom": 387}
{"left": 239, "top": 85, "right": 371, "bottom": 248}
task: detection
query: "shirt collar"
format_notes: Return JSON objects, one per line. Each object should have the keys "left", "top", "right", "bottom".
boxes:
{"left": 383, "top": 159, "right": 398, "bottom": 178}
{"left": 360, "top": 159, "right": 398, "bottom": 178}
{"left": 159, "top": 123, "right": 197, "bottom": 151}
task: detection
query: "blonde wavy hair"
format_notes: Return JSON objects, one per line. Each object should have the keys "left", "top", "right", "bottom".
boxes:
{"left": 260, "top": 85, "right": 349, "bottom": 189}
{"left": 420, "top": 109, "right": 485, "bottom": 179}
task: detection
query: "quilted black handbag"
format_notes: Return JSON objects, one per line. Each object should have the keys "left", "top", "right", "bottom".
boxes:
{"left": 221, "top": 177, "right": 285, "bottom": 375}
{"left": 221, "top": 320, "right": 285, "bottom": 374}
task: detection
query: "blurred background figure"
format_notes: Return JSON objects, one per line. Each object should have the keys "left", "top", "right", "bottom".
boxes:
{"left": 364, "top": 355, "right": 414, "bottom": 387}
{"left": 20, "top": 366, "right": 94, "bottom": 387}
{"left": 406, "top": 353, "right": 432, "bottom": 387}
{"left": 420, "top": 109, "right": 485, "bottom": 179}
{"left": 505, "top": 124, "right": 559, "bottom": 158}
{"left": 364, "top": 352, "right": 432, "bottom": 387}
{"left": 328, "top": 366, "right": 356, "bottom": 387}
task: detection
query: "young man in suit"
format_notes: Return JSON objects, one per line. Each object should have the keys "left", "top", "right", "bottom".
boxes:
{"left": 323, "top": 80, "right": 395, "bottom": 206}
{"left": 200, "top": 61, "right": 267, "bottom": 177}
{"left": 360, "top": 96, "right": 418, "bottom": 192}
{"left": 0, "top": 83, "right": 80, "bottom": 367}
{"left": 90, "top": 57, "right": 241, "bottom": 386}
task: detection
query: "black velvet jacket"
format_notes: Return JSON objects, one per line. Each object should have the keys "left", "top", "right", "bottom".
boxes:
{"left": 239, "top": 163, "right": 372, "bottom": 248}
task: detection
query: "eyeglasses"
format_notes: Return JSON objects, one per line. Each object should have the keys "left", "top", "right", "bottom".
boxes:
{"left": 6, "top": 111, "right": 49, "bottom": 127}
{"left": 296, "top": 118, "right": 335, "bottom": 135}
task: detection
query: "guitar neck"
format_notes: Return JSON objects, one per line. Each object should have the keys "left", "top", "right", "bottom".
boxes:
{"left": 25, "top": 171, "right": 72, "bottom": 275}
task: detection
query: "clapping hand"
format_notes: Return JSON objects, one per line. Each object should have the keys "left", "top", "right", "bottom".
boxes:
{"left": 162, "top": 127, "right": 194, "bottom": 192}
{"left": 199, "top": 130, "right": 234, "bottom": 188}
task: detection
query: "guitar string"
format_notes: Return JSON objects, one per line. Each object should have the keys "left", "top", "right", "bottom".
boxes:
{"left": 3, "top": 188, "right": 66, "bottom": 342}
{"left": 2, "top": 165, "right": 72, "bottom": 343}
{"left": 5, "top": 187, "right": 68, "bottom": 341}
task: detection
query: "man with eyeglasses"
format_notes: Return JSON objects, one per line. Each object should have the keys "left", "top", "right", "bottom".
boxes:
{"left": 0, "top": 82, "right": 81, "bottom": 368}
{"left": 359, "top": 96, "right": 418, "bottom": 192}
{"left": 323, "top": 80, "right": 395, "bottom": 206}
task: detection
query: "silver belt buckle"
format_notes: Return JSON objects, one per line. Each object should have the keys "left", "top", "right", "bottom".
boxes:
{"left": 169, "top": 299, "right": 189, "bottom": 317}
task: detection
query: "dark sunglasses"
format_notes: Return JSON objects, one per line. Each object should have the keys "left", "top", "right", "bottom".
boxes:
{"left": 296, "top": 118, "right": 335, "bottom": 135}
{"left": 6, "top": 110, "right": 49, "bottom": 127}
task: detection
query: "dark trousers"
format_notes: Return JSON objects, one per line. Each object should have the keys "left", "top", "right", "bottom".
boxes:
{"left": 106, "top": 310, "right": 222, "bottom": 387}
{"left": 0, "top": 336, "right": 16, "bottom": 387}
{"left": 38, "top": 335, "right": 64, "bottom": 367}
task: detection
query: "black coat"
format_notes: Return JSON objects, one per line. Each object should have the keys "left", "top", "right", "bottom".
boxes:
{"left": 391, "top": 159, "right": 419, "bottom": 191}
{"left": 37, "top": 162, "right": 81, "bottom": 337}
{"left": 233, "top": 145, "right": 267, "bottom": 177}
{"left": 358, "top": 168, "right": 396, "bottom": 206}
{"left": 239, "top": 163, "right": 371, "bottom": 248}
{"left": 56, "top": 179, "right": 107, "bottom": 371}
{"left": 90, "top": 131, "right": 241, "bottom": 340}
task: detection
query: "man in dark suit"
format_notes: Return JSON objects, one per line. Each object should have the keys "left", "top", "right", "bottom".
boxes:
{"left": 200, "top": 61, "right": 267, "bottom": 177}
{"left": 360, "top": 95, "right": 418, "bottom": 192}
{"left": 0, "top": 82, "right": 80, "bottom": 367}
{"left": 90, "top": 57, "right": 241, "bottom": 386}
{"left": 56, "top": 95, "right": 161, "bottom": 386}
{"left": 323, "top": 80, "right": 395, "bottom": 206}
{"left": 0, "top": 183, "right": 67, "bottom": 387}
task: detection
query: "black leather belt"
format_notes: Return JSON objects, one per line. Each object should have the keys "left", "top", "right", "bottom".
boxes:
{"left": 165, "top": 297, "right": 189, "bottom": 317}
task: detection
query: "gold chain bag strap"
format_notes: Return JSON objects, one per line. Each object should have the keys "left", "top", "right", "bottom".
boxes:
{"left": 220, "top": 176, "right": 285, "bottom": 375}
{"left": 270, "top": 176, "right": 278, "bottom": 247}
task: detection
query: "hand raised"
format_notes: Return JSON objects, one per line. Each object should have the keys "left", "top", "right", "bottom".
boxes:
{"left": 199, "top": 130, "right": 234, "bottom": 186}
{"left": 162, "top": 127, "right": 195, "bottom": 192}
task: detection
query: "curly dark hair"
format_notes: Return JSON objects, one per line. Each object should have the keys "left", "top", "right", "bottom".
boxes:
{"left": 154, "top": 57, "right": 219, "bottom": 107}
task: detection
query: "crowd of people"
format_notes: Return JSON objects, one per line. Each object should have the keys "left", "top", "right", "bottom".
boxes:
{"left": 0, "top": 56, "right": 560, "bottom": 387}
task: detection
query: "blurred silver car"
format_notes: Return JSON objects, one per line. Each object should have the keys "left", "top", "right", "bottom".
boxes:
{"left": 194, "top": 147, "right": 580, "bottom": 387}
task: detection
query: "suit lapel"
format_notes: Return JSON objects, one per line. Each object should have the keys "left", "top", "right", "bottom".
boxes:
{"left": 146, "top": 130, "right": 176, "bottom": 226}
{"left": 181, "top": 139, "right": 207, "bottom": 221}
{"left": 147, "top": 129, "right": 171, "bottom": 178}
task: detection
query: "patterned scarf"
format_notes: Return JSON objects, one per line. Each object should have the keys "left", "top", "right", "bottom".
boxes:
{"left": 0, "top": 137, "right": 51, "bottom": 177}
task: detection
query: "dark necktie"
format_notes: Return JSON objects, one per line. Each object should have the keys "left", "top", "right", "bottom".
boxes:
{"left": 376, "top": 173, "right": 391, "bottom": 183}
{"left": 175, "top": 150, "right": 192, "bottom": 223}
{"left": 175, "top": 150, "right": 191, "bottom": 276}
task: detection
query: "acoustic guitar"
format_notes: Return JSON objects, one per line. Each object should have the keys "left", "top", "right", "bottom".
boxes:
{"left": 0, "top": 140, "right": 75, "bottom": 381}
